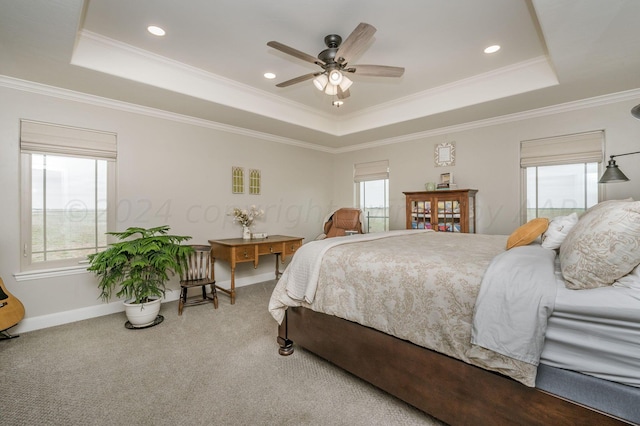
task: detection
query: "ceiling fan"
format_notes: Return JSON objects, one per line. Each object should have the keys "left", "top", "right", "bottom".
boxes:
{"left": 267, "top": 23, "right": 404, "bottom": 100}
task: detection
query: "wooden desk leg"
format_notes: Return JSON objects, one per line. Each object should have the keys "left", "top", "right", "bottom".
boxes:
{"left": 212, "top": 255, "right": 236, "bottom": 305}
{"left": 275, "top": 253, "right": 281, "bottom": 279}
{"left": 229, "top": 266, "right": 236, "bottom": 304}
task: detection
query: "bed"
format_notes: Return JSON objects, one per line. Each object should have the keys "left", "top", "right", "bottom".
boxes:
{"left": 269, "top": 199, "right": 640, "bottom": 425}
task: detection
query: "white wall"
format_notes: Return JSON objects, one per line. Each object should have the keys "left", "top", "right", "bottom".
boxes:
{"left": 0, "top": 85, "right": 333, "bottom": 332}
{"left": 333, "top": 97, "right": 640, "bottom": 235}
{"left": 2, "top": 82, "right": 639, "bottom": 333}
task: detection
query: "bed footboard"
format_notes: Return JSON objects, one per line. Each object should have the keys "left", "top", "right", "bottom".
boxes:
{"left": 278, "top": 307, "right": 630, "bottom": 426}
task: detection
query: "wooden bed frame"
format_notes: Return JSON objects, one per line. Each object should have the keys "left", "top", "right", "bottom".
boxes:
{"left": 277, "top": 307, "right": 631, "bottom": 426}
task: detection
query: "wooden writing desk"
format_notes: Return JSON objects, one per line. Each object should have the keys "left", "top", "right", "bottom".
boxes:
{"left": 208, "top": 235, "right": 303, "bottom": 304}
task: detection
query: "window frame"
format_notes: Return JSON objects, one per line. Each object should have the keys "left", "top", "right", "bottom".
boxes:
{"left": 354, "top": 160, "right": 390, "bottom": 233}
{"left": 521, "top": 162, "right": 600, "bottom": 223}
{"left": 20, "top": 153, "right": 116, "bottom": 272}
{"left": 18, "top": 120, "right": 117, "bottom": 275}
{"left": 356, "top": 178, "right": 390, "bottom": 233}
{"left": 519, "top": 131, "right": 604, "bottom": 224}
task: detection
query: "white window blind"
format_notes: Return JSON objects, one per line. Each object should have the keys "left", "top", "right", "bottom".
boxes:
{"left": 520, "top": 131, "right": 603, "bottom": 168}
{"left": 354, "top": 160, "right": 389, "bottom": 182}
{"left": 20, "top": 119, "right": 117, "bottom": 160}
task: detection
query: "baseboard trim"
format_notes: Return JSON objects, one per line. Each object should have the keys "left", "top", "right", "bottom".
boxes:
{"left": 11, "top": 273, "right": 274, "bottom": 334}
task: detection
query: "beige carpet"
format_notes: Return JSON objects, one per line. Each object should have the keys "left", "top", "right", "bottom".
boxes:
{"left": 1, "top": 281, "right": 445, "bottom": 425}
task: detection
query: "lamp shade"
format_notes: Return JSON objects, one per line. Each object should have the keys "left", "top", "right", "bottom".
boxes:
{"left": 328, "top": 69, "right": 343, "bottom": 86}
{"left": 324, "top": 84, "right": 338, "bottom": 95}
{"left": 599, "top": 158, "right": 630, "bottom": 183}
{"left": 339, "top": 75, "right": 353, "bottom": 91}
{"left": 313, "top": 74, "right": 328, "bottom": 91}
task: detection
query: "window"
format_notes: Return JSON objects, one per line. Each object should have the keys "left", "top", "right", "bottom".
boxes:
{"left": 521, "top": 131, "right": 603, "bottom": 222}
{"left": 20, "top": 120, "right": 116, "bottom": 271}
{"left": 354, "top": 160, "right": 389, "bottom": 233}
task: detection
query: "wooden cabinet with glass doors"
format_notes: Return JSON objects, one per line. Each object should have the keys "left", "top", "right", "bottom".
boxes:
{"left": 403, "top": 189, "right": 477, "bottom": 233}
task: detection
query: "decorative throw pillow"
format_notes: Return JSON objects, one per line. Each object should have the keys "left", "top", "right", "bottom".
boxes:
{"left": 560, "top": 200, "right": 640, "bottom": 289}
{"left": 506, "top": 218, "right": 549, "bottom": 250}
{"left": 541, "top": 213, "right": 579, "bottom": 250}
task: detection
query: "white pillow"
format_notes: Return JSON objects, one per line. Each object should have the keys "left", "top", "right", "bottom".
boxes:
{"left": 560, "top": 199, "right": 640, "bottom": 289}
{"left": 541, "top": 213, "right": 578, "bottom": 250}
{"left": 613, "top": 264, "right": 640, "bottom": 290}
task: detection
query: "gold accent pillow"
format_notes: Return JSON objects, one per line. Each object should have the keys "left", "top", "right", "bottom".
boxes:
{"left": 560, "top": 200, "right": 640, "bottom": 289}
{"left": 506, "top": 218, "right": 549, "bottom": 250}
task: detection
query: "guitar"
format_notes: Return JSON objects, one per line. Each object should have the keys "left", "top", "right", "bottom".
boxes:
{"left": 0, "top": 277, "right": 25, "bottom": 332}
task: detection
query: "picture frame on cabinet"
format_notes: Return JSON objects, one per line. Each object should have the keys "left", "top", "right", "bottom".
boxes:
{"left": 440, "top": 172, "right": 453, "bottom": 184}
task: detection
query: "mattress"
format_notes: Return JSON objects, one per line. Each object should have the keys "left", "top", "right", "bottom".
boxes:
{"left": 540, "top": 264, "right": 640, "bottom": 388}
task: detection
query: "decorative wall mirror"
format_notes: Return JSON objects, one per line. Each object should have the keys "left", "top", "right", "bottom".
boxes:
{"left": 434, "top": 142, "right": 456, "bottom": 167}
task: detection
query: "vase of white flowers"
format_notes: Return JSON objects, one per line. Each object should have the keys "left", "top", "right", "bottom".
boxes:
{"left": 230, "top": 205, "right": 264, "bottom": 239}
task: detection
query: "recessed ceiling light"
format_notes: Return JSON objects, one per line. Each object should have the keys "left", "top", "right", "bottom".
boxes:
{"left": 147, "top": 26, "right": 166, "bottom": 37}
{"left": 264, "top": 72, "right": 276, "bottom": 79}
{"left": 484, "top": 45, "right": 501, "bottom": 54}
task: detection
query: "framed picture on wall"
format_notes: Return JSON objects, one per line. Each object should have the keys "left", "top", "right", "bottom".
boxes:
{"left": 232, "top": 166, "right": 244, "bottom": 193}
{"left": 249, "top": 169, "right": 261, "bottom": 195}
{"left": 434, "top": 141, "right": 455, "bottom": 167}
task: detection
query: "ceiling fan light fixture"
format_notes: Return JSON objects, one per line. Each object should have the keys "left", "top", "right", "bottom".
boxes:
{"left": 313, "top": 74, "right": 328, "bottom": 91}
{"left": 324, "top": 84, "right": 338, "bottom": 96}
{"left": 339, "top": 75, "right": 353, "bottom": 92}
{"left": 328, "top": 69, "right": 343, "bottom": 86}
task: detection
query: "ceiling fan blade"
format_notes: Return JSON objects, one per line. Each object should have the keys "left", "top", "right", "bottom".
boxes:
{"left": 337, "top": 87, "right": 351, "bottom": 100}
{"left": 335, "top": 23, "right": 377, "bottom": 64}
{"left": 267, "top": 41, "right": 325, "bottom": 66}
{"left": 275, "top": 73, "right": 318, "bottom": 88}
{"left": 345, "top": 64, "right": 405, "bottom": 77}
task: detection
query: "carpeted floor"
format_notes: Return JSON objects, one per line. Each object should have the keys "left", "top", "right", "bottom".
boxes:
{"left": 1, "top": 281, "right": 445, "bottom": 425}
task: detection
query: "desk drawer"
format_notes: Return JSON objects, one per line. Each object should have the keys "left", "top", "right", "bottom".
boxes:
{"left": 258, "top": 243, "right": 284, "bottom": 255}
{"left": 285, "top": 240, "right": 302, "bottom": 255}
{"left": 234, "top": 247, "right": 255, "bottom": 262}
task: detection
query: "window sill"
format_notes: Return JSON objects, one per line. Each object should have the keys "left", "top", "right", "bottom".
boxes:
{"left": 14, "top": 265, "right": 90, "bottom": 282}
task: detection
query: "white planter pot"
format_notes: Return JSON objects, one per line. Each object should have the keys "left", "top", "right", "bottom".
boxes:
{"left": 123, "top": 298, "right": 161, "bottom": 328}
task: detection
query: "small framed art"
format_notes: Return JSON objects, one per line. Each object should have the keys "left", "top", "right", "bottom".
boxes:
{"left": 232, "top": 166, "right": 244, "bottom": 193}
{"left": 434, "top": 142, "right": 455, "bottom": 167}
{"left": 249, "top": 169, "right": 261, "bottom": 195}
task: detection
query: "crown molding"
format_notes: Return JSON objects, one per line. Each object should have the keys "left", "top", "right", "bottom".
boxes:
{"left": 2, "top": 74, "right": 638, "bottom": 156}
{"left": 72, "top": 30, "right": 339, "bottom": 134}
{"left": 0, "top": 75, "right": 333, "bottom": 153}
{"left": 334, "top": 88, "right": 640, "bottom": 153}
{"left": 334, "top": 56, "right": 559, "bottom": 136}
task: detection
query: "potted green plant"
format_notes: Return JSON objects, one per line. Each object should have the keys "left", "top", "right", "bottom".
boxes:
{"left": 87, "top": 226, "right": 193, "bottom": 328}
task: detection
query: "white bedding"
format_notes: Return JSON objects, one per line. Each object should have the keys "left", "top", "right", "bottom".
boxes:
{"left": 270, "top": 231, "right": 539, "bottom": 386}
{"left": 269, "top": 231, "right": 640, "bottom": 389}
{"left": 471, "top": 245, "right": 557, "bottom": 365}
{"left": 541, "top": 266, "right": 640, "bottom": 388}
{"left": 283, "top": 229, "right": 424, "bottom": 306}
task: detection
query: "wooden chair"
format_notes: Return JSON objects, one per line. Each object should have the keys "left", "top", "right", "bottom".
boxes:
{"left": 178, "top": 245, "right": 218, "bottom": 315}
